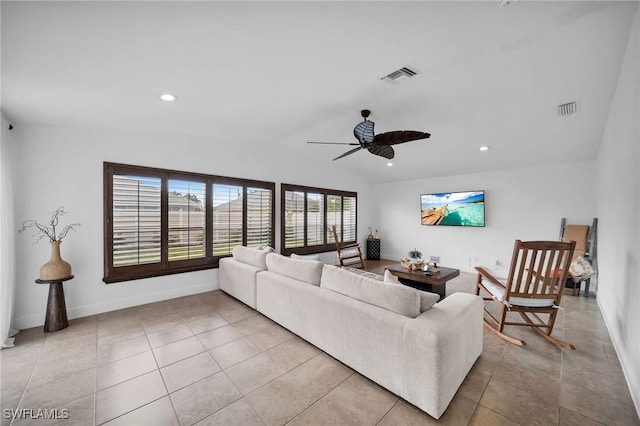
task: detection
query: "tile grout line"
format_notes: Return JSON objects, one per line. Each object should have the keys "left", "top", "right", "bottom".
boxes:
{"left": 10, "top": 330, "right": 49, "bottom": 426}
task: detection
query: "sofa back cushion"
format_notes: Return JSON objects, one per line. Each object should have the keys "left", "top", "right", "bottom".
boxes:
{"left": 321, "top": 265, "right": 422, "bottom": 318}
{"left": 266, "top": 253, "right": 324, "bottom": 286}
{"left": 232, "top": 245, "right": 269, "bottom": 270}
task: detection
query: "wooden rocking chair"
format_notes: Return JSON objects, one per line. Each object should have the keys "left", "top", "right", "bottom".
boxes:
{"left": 331, "top": 225, "right": 365, "bottom": 270}
{"left": 475, "top": 239, "right": 576, "bottom": 350}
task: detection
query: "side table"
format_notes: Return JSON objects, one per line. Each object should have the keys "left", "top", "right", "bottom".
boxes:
{"left": 35, "top": 275, "right": 74, "bottom": 332}
{"left": 366, "top": 238, "right": 381, "bottom": 260}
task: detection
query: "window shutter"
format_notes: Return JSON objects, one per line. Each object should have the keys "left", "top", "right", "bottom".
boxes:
{"left": 342, "top": 196, "right": 357, "bottom": 243}
{"left": 168, "top": 179, "right": 206, "bottom": 261}
{"left": 284, "top": 190, "right": 305, "bottom": 248}
{"left": 212, "top": 184, "right": 244, "bottom": 256}
{"left": 326, "top": 194, "right": 343, "bottom": 243}
{"left": 306, "top": 193, "right": 324, "bottom": 246}
{"left": 112, "top": 175, "right": 161, "bottom": 267}
{"left": 246, "top": 187, "right": 273, "bottom": 248}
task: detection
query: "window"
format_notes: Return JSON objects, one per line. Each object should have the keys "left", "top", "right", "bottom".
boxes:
{"left": 281, "top": 184, "right": 357, "bottom": 255}
{"left": 104, "top": 163, "right": 274, "bottom": 283}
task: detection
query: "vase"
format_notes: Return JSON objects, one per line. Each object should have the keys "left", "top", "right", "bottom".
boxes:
{"left": 39, "top": 240, "right": 72, "bottom": 280}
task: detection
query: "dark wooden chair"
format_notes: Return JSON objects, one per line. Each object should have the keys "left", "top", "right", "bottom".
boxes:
{"left": 331, "top": 225, "right": 365, "bottom": 270}
{"left": 475, "top": 239, "right": 576, "bottom": 349}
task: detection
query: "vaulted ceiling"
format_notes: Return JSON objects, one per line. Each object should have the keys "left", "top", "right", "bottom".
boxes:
{"left": 2, "top": 1, "right": 638, "bottom": 183}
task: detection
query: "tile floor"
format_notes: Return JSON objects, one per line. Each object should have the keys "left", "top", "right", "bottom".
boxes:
{"left": 1, "top": 264, "right": 639, "bottom": 426}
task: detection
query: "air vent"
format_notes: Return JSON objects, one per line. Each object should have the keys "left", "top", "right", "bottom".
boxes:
{"left": 381, "top": 66, "right": 420, "bottom": 83}
{"left": 558, "top": 101, "right": 578, "bottom": 117}
{"left": 498, "top": 0, "right": 517, "bottom": 7}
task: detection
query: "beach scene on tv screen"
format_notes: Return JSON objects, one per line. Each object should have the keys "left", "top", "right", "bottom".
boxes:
{"left": 421, "top": 191, "right": 485, "bottom": 226}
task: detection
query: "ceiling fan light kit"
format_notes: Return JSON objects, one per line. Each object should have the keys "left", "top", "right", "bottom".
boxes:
{"left": 308, "top": 109, "right": 431, "bottom": 161}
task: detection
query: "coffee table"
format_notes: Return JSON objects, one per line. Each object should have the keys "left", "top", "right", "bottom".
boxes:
{"left": 386, "top": 264, "right": 460, "bottom": 299}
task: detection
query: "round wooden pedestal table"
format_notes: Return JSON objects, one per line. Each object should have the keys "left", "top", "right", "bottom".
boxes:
{"left": 35, "top": 275, "right": 74, "bottom": 332}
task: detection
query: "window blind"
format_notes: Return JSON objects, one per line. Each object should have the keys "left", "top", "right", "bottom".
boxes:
{"left": 326, "top": 194, "right": 343, "bottom": 244}
{"left": 168, "top": 179, "right": 206, "bottom": 261}
{"left": 112, "top": 175, "right": 161, "bottom": 267}
{"left": 247, "top": 187, "right": 273, "bottom": 248}
{"left": 212, "top": 184, "right": 243, "bottom": 256}
{"left": 284, "top": 190, "right": 305, "bottom": 249}
{"left": 306, "top": 193, "right": 324, "bottom": 246}
{"left": 342, "top": 196, "right": 357, "bottom": 243}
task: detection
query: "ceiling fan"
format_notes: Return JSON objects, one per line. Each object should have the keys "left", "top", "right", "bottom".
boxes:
{"left": 307, "top": 110, "right": 431, "bottom": 161}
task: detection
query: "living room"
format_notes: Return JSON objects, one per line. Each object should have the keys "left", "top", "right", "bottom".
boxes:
{"left": 1, "top": 1, "right": 638, "bottom": 425}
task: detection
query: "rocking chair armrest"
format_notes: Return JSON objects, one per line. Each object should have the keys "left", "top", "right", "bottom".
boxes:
{"left": 339, "top": 243, "right": 361, "bottom": 250}
{"left": 528, "top": 268, "right": 569, "bottom": 283}
{"left": 475, "top": 266, "right": 506, "bottom": 289}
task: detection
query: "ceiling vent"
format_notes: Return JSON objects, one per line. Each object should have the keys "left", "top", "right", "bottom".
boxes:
{"left": 498, "top": 0, "right": 517, "bottom": 7}
{"left": 381, "top": 66, "right": 420, "bottom": 84}
{"left": 558, "top": 101, "right": 578, "bottom": 117}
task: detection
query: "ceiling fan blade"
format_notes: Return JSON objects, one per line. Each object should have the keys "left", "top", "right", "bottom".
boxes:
{"left": 333, "top": 146, "right": 363, "bottom": 161}
{"left": 373, "top": 130, "right": 431, "bottom": 146}
{"left": 367, "top": 145, "right": 394, "bottom": 159}
{"left": 307, "top": 141, "right": 360, "bottom": 146}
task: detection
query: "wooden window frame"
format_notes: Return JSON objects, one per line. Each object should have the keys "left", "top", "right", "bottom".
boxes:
{"left": 104, "top": 162, "right": 275, "bottom": 283}
{"left": 280, "top": 183, "right": 357, "bottom": 256}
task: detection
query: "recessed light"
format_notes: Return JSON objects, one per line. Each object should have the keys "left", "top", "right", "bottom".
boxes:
{"left": 479, "top": 146, "right": 490, "bottom": 152}
{"left": 387, "top": 162, "right": 393, "bottom": 167}
{"left": 160, "top": 93, "right": 176, "bottom": 102}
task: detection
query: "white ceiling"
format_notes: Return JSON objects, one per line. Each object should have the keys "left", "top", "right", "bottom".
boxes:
{"left": 2, "top": 1, "right": 638, "bottom": 183}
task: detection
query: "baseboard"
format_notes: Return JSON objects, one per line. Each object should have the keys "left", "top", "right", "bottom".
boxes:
{"left": 13, "top": 280, "right": 219, "bottom": 330}
{"left": 596, "top": 296, "right": 640, "bottom": 419}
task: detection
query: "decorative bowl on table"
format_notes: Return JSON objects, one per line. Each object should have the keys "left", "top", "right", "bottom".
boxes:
{"left": 400, "top": 257, "right": 412, "bottom": 269}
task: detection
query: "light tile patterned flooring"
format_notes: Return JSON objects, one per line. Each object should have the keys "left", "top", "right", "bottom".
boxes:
{"left": 1, "top": 263, "right": 639, "bottom": 425}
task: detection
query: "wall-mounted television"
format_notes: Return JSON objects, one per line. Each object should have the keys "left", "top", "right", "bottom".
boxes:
{"left": 420, "top": 190, "right": 485, "bottom": 227}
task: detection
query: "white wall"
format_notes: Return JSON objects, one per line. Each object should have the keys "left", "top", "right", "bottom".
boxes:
{"left": 372, "top": 161, "right": 596, "bottom": 276}
{"left": 10, "top": 125, "right": 373, "bottom": 329}
{"left": 595, "top": 7, "right": 640, "bottom": 414}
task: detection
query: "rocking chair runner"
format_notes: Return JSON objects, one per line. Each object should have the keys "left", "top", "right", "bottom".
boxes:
{"left": 331, "top": 225, "right": 365, "bottom": 270}
{"left": 475, "top": 239, "right": 576, "bottom": 350}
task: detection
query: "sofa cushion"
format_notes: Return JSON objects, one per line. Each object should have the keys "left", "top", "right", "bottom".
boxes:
{"left": 321, "top": 265, "right": 421, "bottom": 318}
{"left": 383, "top": 270, "right": 440, "bottom": 311}
{"left": 266, "top": 253, "right": 324, "bottom": 286}
{"left": 232, "top": 245, "right": 269, "bottom": 270}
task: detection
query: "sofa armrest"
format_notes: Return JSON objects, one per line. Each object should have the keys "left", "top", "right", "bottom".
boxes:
{"left": 401, "top": 292, "right": 483, "bottom": 419}
{"left": 219, "top": 257, "right": 264, "bottom": 309}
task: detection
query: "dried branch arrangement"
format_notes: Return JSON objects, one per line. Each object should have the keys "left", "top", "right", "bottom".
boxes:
{"left": 18, "top": 206, "right": 80, "bottom": 243}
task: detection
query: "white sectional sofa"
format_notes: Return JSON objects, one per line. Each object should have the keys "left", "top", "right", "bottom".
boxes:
{"left": 218, "top": 246, "right": 483, "bottom": 419}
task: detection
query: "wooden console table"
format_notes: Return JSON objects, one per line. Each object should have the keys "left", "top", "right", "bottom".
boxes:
{"left": 35, "top": 275, "right": 74, "bottom": 332}
{"left": 386, "top": 264, "right": 459, "bottom": 299}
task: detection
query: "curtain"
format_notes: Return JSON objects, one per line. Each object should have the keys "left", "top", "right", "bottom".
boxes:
{"left": 1, "top": 117, "right": 18, "bottom": 348}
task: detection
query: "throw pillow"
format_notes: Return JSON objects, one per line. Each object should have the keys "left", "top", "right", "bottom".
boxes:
{"left": 383, "top": 269, "right": 401, "bottom": 284}
{"left": 383, "top": 269, "right": 439, "bottom": 311}
{"left": 291, "top": 253, "right": 321, "bottom": 261}
{"left": 259, "top": 245, "right": 276, "bottom": 253}
{"left": 569, "top": 256, "right": 597, "bottom": 282}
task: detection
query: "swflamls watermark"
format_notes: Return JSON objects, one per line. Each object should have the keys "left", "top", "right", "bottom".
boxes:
{"left": 2, "top": 408, "right": 69, "bottom": 421}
